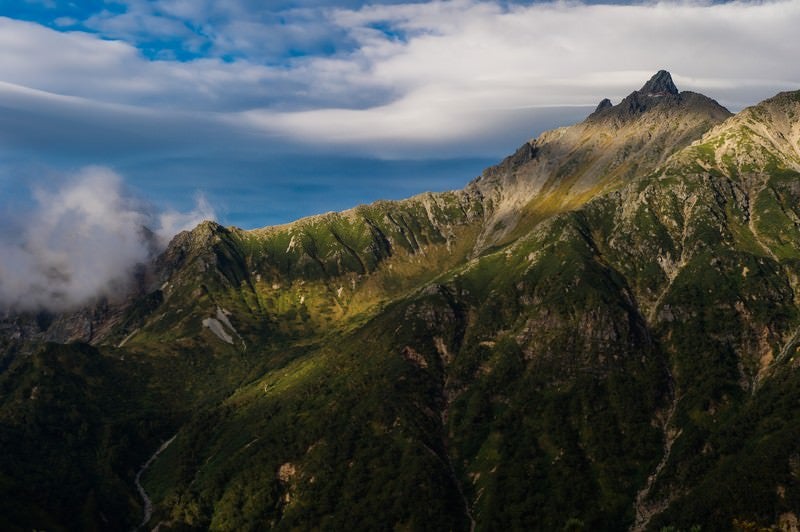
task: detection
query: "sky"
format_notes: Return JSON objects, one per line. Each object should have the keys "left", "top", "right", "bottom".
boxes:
{"left": 1, "top": 0, "right": 800, "bottom": 310}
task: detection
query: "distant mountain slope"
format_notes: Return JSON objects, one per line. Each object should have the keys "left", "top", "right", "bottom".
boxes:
{"left": 471, "top": 69, "right": 731, "bottom": 249}
{"left": 2, "top": 72, "right": 800, "bottom": 532}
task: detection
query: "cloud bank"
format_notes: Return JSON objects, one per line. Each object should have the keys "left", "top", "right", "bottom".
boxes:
{"left": 2, "top": 0, "right": 800, "bottom": 310}
{"left": 0, "top": 167, "right": 214, "bottom": 312}
{"left": 2, "top": 1, "right": 800, "bottom": 159}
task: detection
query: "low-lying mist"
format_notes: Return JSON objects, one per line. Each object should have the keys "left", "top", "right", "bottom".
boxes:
{"left": 0, "top": 166, "right": 215, "bottom": 313}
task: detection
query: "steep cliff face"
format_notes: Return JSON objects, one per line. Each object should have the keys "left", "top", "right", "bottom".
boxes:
{"left": 470, "top": 71, "right": 731, "bottom": 250}
{"left": 2, "top": 74, "right": 800, "bottom": 531}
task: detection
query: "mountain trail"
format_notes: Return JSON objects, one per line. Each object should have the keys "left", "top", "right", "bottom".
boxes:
{"left": 631, "top": 376, "right": 682, "bottom": 532}
{"left": 775, "top": 326, "right": 800, "bottom": 366}
{"left": 440, "top": 391, "right": 475, "bottom": 532}
{"left": 134, "top": 434, "right": 177, "bottom": 531}
{"left": 647, "top": 195, "right": 695, "bottom": 323}
{"left": 648, "top": 257, "right": 686, "bottom": 324}
{"left": 747, "top": 188, "right": 780, "bottom": 264}
{"left": 438, "top": 344, "right": 475, "bottom": 532}
{"left": 446, "top": 441, "right": 476, "bottom": 532}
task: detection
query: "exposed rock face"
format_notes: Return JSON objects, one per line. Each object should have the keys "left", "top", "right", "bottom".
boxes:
{"left": 639, "top": 69, "right": 680, "bottom": 96}
{"left": 472, "top": 70, "right": 731, "bottom": 249}
{"left": 3, "top": 73, "right": 800, "bottom": 532}
{"left": 593, "top": 97, "right": 613, "bottom": 114}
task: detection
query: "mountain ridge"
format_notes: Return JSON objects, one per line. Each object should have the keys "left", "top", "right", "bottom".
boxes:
{"left": 2, "top": 72, "right": 800, "bottom": 531}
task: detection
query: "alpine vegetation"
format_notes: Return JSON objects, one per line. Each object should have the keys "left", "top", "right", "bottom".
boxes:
{"left": 2, "top": 72, "right": 800, "bottom": 531}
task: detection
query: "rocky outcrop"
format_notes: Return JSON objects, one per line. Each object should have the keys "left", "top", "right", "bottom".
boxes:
{"left": 4, "top": 73, "right": 800, "bottom": 532}
{"left": 639, "top": 69, "right": 680, "bottom": 96}
{"left": 471, "top": 71, "right": 731, "bottom": 250}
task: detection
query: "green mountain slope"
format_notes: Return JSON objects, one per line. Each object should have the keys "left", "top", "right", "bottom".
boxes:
{"left": 2, "top": 72, "right": 800, "bottom": 531}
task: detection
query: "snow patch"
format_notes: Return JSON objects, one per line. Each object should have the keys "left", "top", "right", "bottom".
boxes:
{"left": 202, "top": 317, "right": 234, "bottom": 344}
{"left": 118, "top": 328, "right": 139, "bottom": 348}
{"left": 203, "top": 306, "right": 245, "bottom": 347}
{"left": 286, "top": 235, "right": 298, "bottom": 253}
{"left": 135, "top": 435, "right": 177, "bottom": 530}
{"left": 216, "top": 307, "right": 235, "bottom": 330}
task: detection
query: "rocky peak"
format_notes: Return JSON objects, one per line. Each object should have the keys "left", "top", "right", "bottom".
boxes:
{"left": 639, "top": 70, "right": 679, "bottom": 97}
{"left": 585, "top": 98, "right": 614, "bottom": 121}
{"left": 666, "top": 89, "right": 800, "bottom": 177}
{"left": 156, "top": 219, "right": 227, "bottom": 279}
{"left": 591, "top": 70, "right": 729, "bottom": 124}
{"left": 594, "top": 98, "right": 613, "bottom": 113}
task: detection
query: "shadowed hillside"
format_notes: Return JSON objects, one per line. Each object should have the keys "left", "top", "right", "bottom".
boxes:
{"left": 2, "top": 72, "right": 800, "bottom": 531}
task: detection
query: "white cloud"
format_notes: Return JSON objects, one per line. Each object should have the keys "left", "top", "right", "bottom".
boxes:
{"left": 0, "top": 167, "right": 215, "bottom": 311}
{"left": 229, "top": 0, "right": 800, "bottom": 154}
{"left": 156, "top": 193, "right": 216, "bottom": 246}
{"left": 53, "top": 16, "right": 78, "bottom": 27}
{"left": 3, "top": 1, "right": 799, "bottom": 309}
{"left": 0, "top": 17, "right": 295, "bottom": 110}
{"left": 2, "top": 1, "right": 800, "bottom": 158}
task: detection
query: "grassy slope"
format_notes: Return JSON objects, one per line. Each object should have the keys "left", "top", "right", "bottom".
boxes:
{"left": 2, "top": 90, "right": 800, "bottom": 531}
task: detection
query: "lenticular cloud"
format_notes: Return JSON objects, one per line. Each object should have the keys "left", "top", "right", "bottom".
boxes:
{"left": 0, "top": 166, "right": 215, "bottom": 312}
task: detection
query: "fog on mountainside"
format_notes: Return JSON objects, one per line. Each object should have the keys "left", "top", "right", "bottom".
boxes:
{"left": 0, "top": 69, "right": 728, "bottom": 314}
{"left": 0, "top": 166, "right": 214, "bottom": 312}
{"left": 3, "top": 71, "right": 800, "bottom": 531}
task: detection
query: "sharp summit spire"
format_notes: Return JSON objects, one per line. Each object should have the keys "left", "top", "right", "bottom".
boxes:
{"left": 639, "top": 70, "right": 679, "bottom": 96}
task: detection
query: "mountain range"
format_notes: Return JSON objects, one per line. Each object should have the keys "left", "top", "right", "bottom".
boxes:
{"left": 2, "top": 71, "right": 800, "bottom": 531}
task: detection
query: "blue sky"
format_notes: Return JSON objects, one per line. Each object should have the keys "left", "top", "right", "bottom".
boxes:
{"left": 1, "top": 0, "right": 800, "bottom": 230}
{"left": 2, "top": 0, "right": 800, "bottom": 309}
